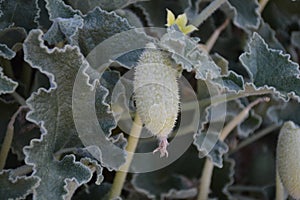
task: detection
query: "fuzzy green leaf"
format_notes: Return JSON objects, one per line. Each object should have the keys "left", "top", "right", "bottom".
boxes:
{"left": 80, "top": 157, "right": 103, "bottom": 185}
{"left": 240, "top": 33, "right": 300, "bottom": 101}
{"left": 0, "top": 27, "right": 26, "bottom": 59}
{"left": 75, "top": 7, "right": 132, "bottom": 56}
{"left": 184, "top": 0, "right": 202, "bottom": 19}
{"left": 212, "top": 71, "right": 244, "bottom": 92}
{"left": 0, "top": 66, "right": 18, "bottom": 94}
{"left": 23, "top": 30, "right": 93, "bottom": 199}
{"left": 23, "top": 28, "right": 126, "bottom": 172}
{"left": 65, "top": 0, "right": 146, "bottom": 13}
{"left": 0, "top": 170, "right": 39, "bottom": 200}
{"left": 43, "top": 15, "right": 83, "bottom": 45}
{"left": 73, "top": 67, "right": 127, "bottom": 170}
{"left": 267, "top": 98, "right": 300, "bottom": 125}
{"left": 116, "top": 9, "right": 144, "bottom": 28}
{"left": 211, "top": 53, "right": 229, "bottom": 75}
{"left": 45, "top": 0, "right": 80, "bottom": 20}
{"left": 160, "top": 27, "right": 221, "bottom": 79}
{"left": 194, "top": 130, "right": 228, "bottom": 168}
{"left": 228, "top": 0, "right": 260, "bottom": 30}
{"left": 0, "top": 44, "right": 15, "bottom": 59}
{"left": 0, "top": 0, "right": 38, "bottom": 31}
{"left": 35, "top": 0, "right": 52, "bottom": 29}
{"left": 254, "top": 20, "right": 284, "bottom": 51}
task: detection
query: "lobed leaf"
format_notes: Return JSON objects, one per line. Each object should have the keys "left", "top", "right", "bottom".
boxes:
{"left": 212, "top": 71, "right": 244, "bottom": 92}
{"left": 75, "top": 7, "right": 132, "bottom": 56}
{"left": 240, "top": 33, "right": 300, "bottom": 101}
{"left": 267, "top": 97, "right": 300, "bottom": 125}
{"left": 35, "top": 0, "right": 52, "bottom": 29}
{"left": 44, "top": 0, "right": 80, "bottom": 20}
{"left": 160, "top": 27, "right": 221, "bottom": 79}
{"left": 0, "top": 170, "right": 39, "bottom": 200}
{"left": 254, "top": 20, "right": 284, "bottom": 51}
{"left": 72, "top": 67, "right": 127, "bottom": 170}
{"left": 65, "top": 0, "right": 147, "bottom": 13}
{"left": 0, "top": 44, "right": 15, "bottom": 59}
{"left": 0, "top": 27, "right": 26, "bottom": 46}
{"left": 23, "top": 30, "right": 93, "bottom": 199}
{"left": 194, "top": 130, "right": 228, "bottom": 168}
{"left": 43, "top": 15, "right": 83, "bottom": 45}
{"left": 227, "top": 0, "right": 260, "bottom": 31}
{"left": 116, "top": 9, "right": 144, "bottom": 28}
{"left": 0, "top": 0, "right": 39, "bottom": 31}
{"left": 0, "top": 66, "right": 18, "bottom": 94}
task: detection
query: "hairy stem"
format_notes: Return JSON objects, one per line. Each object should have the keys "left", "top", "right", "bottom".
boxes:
{"left": 109, "top": 114, "right": 143, "bottom": 199}
{"left": 0, "top": 106, "right": 28, "bottom": 170}
{"left": 191, "top": 0, "right": 227, "bottom": 27}
{"left": 197, "top": 97, "right": 270, "bottom": 200}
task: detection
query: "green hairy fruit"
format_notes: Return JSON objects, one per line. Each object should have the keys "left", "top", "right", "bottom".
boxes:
{"left": 276, "top": 121, "right": 300, "bottom": 199}
{"left": 134, "top": 45, "right": 180, "bottom": 157}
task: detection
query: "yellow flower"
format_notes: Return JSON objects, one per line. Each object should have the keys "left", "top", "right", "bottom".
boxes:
{"left": 166, "top": 9, "right": 198, "bottom": 35}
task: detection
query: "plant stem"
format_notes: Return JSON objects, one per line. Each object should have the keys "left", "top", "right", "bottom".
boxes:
{"left": 191, "top": 0, "right": 227, "bottom": 27}
{"left": 276, "top": 168, "right": 285, "bottom": 200}
{"left": 21, "top": 62, "right": 33, "bottom": 96}
{"left": 259, "top": 0, "right": 270, "bottom": 13}
{"left": 0, "top": 106, "right": 28, "bottom": 170}
{"left": 109, "top": 114, "right": 143, "bottom": 199}
{"left": 11, "top": 92, "right": 26, "bottom": 106}
{"left": 199, "top": 89, "right": 273, "bottom": 108}
{"left": 197, "top": 97, "right": 270, "bottom": 200}
{"left": 229, "top": 124, "right": 280, "bottom": 155}
{"left": 221, "top": 97, "right": 270, "bottom": 140}
{"left": 198, "top": 158, "right": 214, "bottom": 200}
{"left": 204, "top": 18, "right": 230, "bottom": 53}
